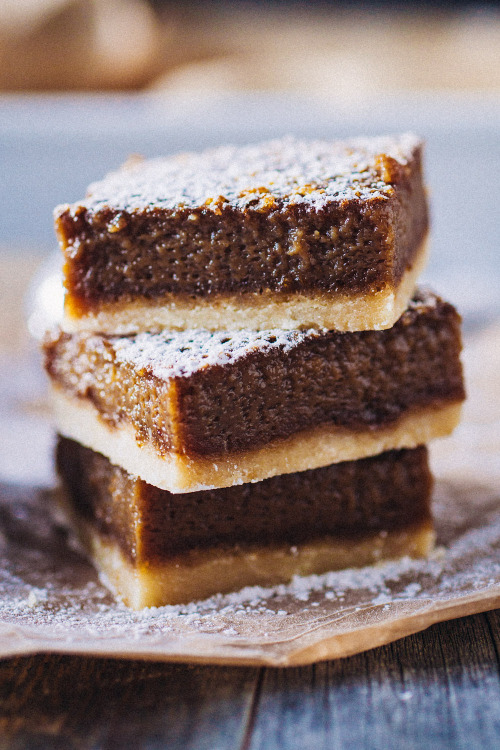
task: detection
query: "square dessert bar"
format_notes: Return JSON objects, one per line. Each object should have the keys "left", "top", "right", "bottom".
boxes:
{"left": 57, "top": 437, "right": 434, "bottom": 608}
{"left": 55, "top": 134, "right": 428, "bottom": 334}
{"left": 44, "top": 290, "right": 465, "bottom": 493}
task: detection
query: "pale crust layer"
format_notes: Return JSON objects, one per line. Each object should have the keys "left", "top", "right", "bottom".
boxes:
{"left": 76, "top": 519, "right": 435, "bottom": 609}
{"left": 61, "top": 238, "right": 428, "bottom": 335}
{"left": 50, "top": 385, "right": 462, "bottom": 493}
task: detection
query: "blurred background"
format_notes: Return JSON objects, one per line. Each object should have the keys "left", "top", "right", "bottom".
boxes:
{"left": 1, "top": 0, "right": 500, "bottom": 95}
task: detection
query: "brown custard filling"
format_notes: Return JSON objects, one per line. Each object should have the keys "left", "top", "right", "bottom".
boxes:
{"left": 57, "top": 437, "right": 432, "bottom": 565}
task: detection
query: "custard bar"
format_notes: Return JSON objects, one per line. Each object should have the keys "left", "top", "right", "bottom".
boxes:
{"left": 44, "top": 290, "right": 464, "bottom": 493}
{"left": 57, "top": 437, "right": 434, "bottom": 608}
{"left": 55, "top": 134, "right": 428, "bottom": 334}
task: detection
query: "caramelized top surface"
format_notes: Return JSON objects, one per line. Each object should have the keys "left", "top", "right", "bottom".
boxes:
{"left": 57, "top": 134, "right": 422, "bottom": 216}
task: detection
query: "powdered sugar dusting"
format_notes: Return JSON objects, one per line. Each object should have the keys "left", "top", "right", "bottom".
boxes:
{"left": 113, "top": 327, "right": 319, "bottom": 380}
{"left": 57, "top": 134, "right": 421, "bottom": 216}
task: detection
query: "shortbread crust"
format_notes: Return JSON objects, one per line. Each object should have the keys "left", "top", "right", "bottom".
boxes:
{"left": 51, "top": 386, "right": 461, "bottom": 492}
{"left": 74, "top": 518, "right": 435, "bottom": 608}
{"left": 61, "top": 237, "right": 428, "bottom": 335}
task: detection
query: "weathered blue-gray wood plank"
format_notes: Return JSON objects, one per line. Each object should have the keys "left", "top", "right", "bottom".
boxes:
{"left": 246, "top": 611, "right": 500, "bottom": 750}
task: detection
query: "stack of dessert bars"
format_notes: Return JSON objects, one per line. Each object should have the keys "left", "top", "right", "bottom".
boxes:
{"left": 43, "top": 135, "right": 465, "bottom": 608}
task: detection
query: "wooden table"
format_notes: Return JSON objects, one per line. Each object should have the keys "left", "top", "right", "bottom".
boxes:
{"left": 1, "top": 255, "right": 499, "bottom": 749}
{"left": 0, "top": 610, "right": 499, "bottom": 749}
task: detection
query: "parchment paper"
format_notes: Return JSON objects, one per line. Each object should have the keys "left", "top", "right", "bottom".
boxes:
{"left": 0, "top": 325, "right": 498, "bottom": 666}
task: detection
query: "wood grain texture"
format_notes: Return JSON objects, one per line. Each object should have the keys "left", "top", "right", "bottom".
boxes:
{"left": 0, "top": 611, "right": 498, "bottom": 749}
{"left": 247, "top": 610, "right": 500, "bottom": 750}
{"left": 0, "top": 658, "right": 259, "bottom": 750}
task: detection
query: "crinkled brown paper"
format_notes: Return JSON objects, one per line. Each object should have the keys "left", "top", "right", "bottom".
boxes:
{"left": 0, "top": 326, "right": 498, "bottom": 666}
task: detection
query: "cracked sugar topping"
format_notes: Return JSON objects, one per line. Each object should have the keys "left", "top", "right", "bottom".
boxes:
{"left": 64, "top": 133, "right": 422, "bottom": 215}
{"left": 111, "top": 289, "right": 438, "bottom": 381}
